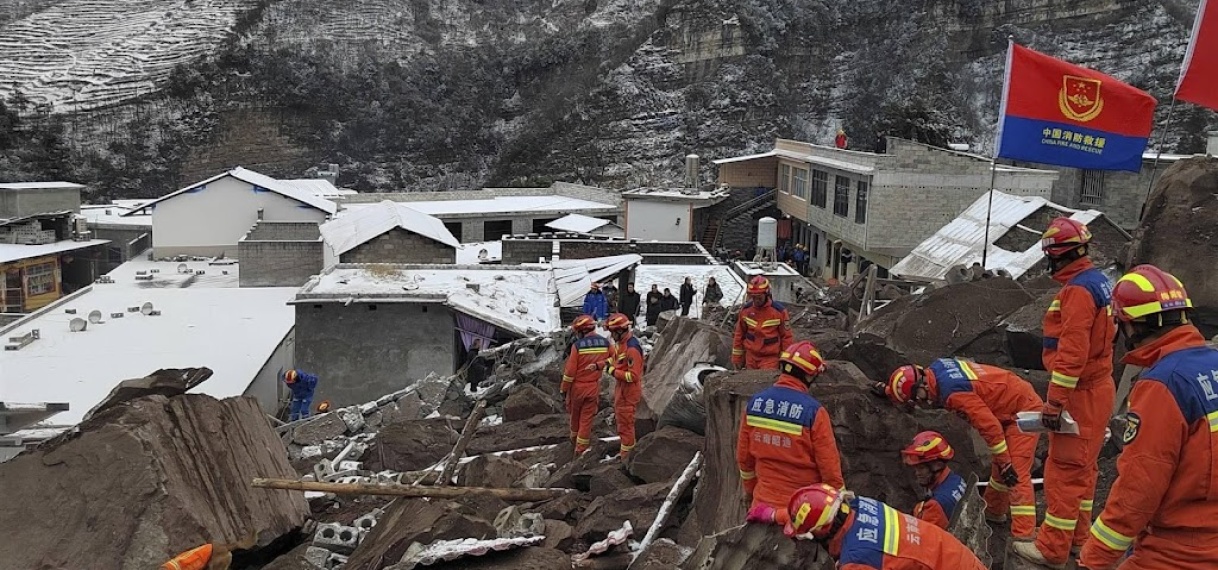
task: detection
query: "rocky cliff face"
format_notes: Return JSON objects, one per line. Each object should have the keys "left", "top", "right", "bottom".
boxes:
{"left": 0, "top": 0, "right": 1207, "bottom": 196}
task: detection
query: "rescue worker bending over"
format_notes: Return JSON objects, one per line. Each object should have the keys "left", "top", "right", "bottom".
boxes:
{"left": 737, "top": 341, "right": 843, "bottom": 525}
{"left": 732, "top": 276, "right": 793, "bottom": 370}
{"left": 282, "top": 369, "right": 319, "bottom": 422}
{"left": 1014, "top": 218, "right": 1116, "bottom": 569}
{"left": 605, "top": 313, "right": 644, "bottom": 459}
{"left": 880, "top": 358, "right": 1041, "bottom": 540}
{"left": 783, "top": 484, "right": 987, "bottom": 570}
{"left": 1078, "top": 265, "right": 1218, "bottom": 570}
{"left": 562, "top": 315, "right": 610, "bottom": 456}
{"left": 902, "top": 431, "right": 968, "bottom": 530}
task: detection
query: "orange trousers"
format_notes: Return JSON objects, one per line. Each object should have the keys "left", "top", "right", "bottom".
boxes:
{"left": 566, "top": 381, "right": 599, "bottom": 455}
{"left": 983, "top": 425, "right": 1040, "bottom": 539}
{"left": 614, "top": 380, "right": 642, "bottom": 457}
{"left": 745, "top": 353, "right": 780, "bottom": 370}
{"left": 1035, "top": 378, "right": 1115, "bottom": 562}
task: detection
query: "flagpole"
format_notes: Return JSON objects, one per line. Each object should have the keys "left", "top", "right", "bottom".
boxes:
{"left": 1137, "top": 97, "right": 1179, "bottom": 223}
{"left": 981, "top": 161, "right": 998, "bottom": 269}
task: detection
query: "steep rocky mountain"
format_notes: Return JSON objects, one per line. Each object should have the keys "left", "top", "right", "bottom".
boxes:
{"left": 0, "top": 0, "right": 1208, "bottom": 197}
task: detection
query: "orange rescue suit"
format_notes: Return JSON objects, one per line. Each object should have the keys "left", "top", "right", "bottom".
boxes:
{"left": 1036, "top": 257, "right": 1117, "bottom": 562}
{"left": 608, "top": 331, "right": 644, "bottom": 457}
{"left": 563, "top": 333, "right": 611, "bottom": 454}
{"left": 925, "top": 358, "right": 1043, "bottom": 538}
{"left": 737, "top": 374, "right": 843, "bottom": 521}
{"left": 162, "top": 545, "right": 213, "bottom": 570}
{"left": 1080, "top": 325, "right": 1218, "bottom": 570}
{"left": 912, "top": 468, "right": 968, "bottom": 530}
{"left": 732, "top": 298, "right": 793, "bottom": 370}
{"left": 829, "top": 496, "right": 988, "bottom": 570}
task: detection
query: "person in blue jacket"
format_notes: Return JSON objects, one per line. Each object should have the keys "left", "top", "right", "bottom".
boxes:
{"left": 582, "top": 282, "right": 609, "bottom": 321}
{"left": 282, "top": 369, "right": 319, "bottom": 421}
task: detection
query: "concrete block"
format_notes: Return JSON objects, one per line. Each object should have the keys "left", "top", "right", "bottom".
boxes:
{"left": 313, "top": 523, "right": 360, "bottom": 554}
{"left": 324, "top": 469, "right": 359, "bottom": 482}
{"left": 340, "top": 408, "right": 365, "bottom": 433}
{"left": 305, "top": 546, "right": 331, "bottom": 568}
{"left": 337, "top": 460, "right": 363, "bottom": 471}
{"left": 313, "top": 461, "right": 336, "bottom": 481}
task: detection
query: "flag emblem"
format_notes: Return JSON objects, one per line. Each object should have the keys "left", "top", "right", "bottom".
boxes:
{"left": 1059, "top": 76, "right": 1103, "bottom": 122}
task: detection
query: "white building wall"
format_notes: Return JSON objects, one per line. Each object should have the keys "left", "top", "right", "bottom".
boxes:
{"left": 151, "top": 176, "right": 330, "bottom": 257}
{"left": 625, "top": 200, "right": 693, "bottom": 242}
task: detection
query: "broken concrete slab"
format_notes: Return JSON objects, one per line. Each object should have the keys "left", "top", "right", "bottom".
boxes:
{"left": 292, "top": 414, "right": 349, "bottom": 446}
{"left": 535, "top": 492, "right": 593, "bottom": 523}
{"left": 543, "top": 519, "right": 576, "bottom": 551}
{"left": 493, "top": 506, "right": 545, "bottom": 539}
{"left": 466, "top": 413, "right": 590, "bottom": 456}
{"left": 572, "top": 463, "right": 638, "bottom": 497}
{"left": 345, "top": 498, "right": 497, "bottom": 570}
{"left": 417, "top": 546, "right": 571, "bottom": 569}
{"left": 82, "top": 367, "right": 212, "bottom": 421}
{"left": 366, "top": 418, "right": 461, "bottom": 472}
{"left": 0, "top": 391, "right": 309, "bottom": 570}
{"left": 502, "top": 384, "right": 563, "bottom": 422}
{"left": 625, "top": 425, "right": 704, "bottom": 484}
{"left": 681, "top": 522, "right": 828, "bottom": 570}
{"left": 573, "top": 482, "right": 677, "bottom": 544}
{"left": 633, "top": 538, "right": 692, "bottom": 570}
{"left": 547, "top": 439, "right": 616, "bottom": 489}
{"left": 640, "top": 317, "right": 734, "bottom": 435}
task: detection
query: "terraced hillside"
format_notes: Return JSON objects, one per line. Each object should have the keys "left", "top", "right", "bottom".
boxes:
{"left": 0, "top": 0, "right": 255, "bottom": 112}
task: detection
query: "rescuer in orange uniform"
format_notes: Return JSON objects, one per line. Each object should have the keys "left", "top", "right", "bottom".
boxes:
{"left": 783, "top": 484, "right": 988, "bottom": 569}
{"left": 605, "top": 313, "right": 644, "bottom": 459}
{"left": 1077, "top": 265, "right": 1218, "bottom": 570}
{"left": 737, "top": 341, "right": 844, "bottom": 525}
{"left": 562, "top": 314, "right": 611, "bottom": 456}
{"left": 732, "top": 276, "right": 793, "bottom": 370}
{"left": 902, "top": 431, "right": 969, "bottom": 530}
{"left": 1013, "top": 218, "right": 1117, "bottom": 568}
{"left": 881, "top": 358, "right": 1041, "bottom": 539}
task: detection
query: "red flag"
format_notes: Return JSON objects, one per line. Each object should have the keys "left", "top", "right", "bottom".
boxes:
{"left": 1176, "top": 0, "right": 1218, "bottom": 110}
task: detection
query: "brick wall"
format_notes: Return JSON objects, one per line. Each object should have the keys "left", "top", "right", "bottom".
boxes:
{"left": 246, "top": 221, "right": 321, "bottom": 241}
{"left": 239, "top": 240, "right": 324, "bottom": 287}
{"left": 0, "top": 187, "right": 81, "bottom": 219}
{"left": 341, "top": 228, "right": 456, "bottom": 264}
{"left": 717, "top": 157, "right": 778, "bottom": 188}
{"left": 91, "top": 227, "right": 150, "bottom": 260}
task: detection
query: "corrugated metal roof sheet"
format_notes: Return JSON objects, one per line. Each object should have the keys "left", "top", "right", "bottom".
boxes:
{"left": 552, "top": 254, "right": 644, "bottom": 307}
{"left": 321, "top": 200, "right": 460, "bottom": 254}
{"left": 890, "top": 190, "right": 1103, "bottom": 281}
{"left": 546, "top": 213, "right": 610, "bottom": 233}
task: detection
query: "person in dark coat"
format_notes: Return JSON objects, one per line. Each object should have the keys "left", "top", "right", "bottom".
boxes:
{"left": 679, "top": 277, "right": 696, "bottom": 317}
{"left": 660, "top": 288, "right": 679, "bottom": 313}
{"left": 463, "top": 338, "right": 488, "bottom": 390}
{"left": 704, "top": 277, "right": 724, "bottom": 306}
{"left": 618, "top": 283, "right": 642, "bottom": 323}
{"left": 645, "top": 284, "right": 663, "bottom": 326}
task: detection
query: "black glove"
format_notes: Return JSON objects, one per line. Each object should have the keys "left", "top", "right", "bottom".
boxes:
{"left": 998, "top": 462, "right": 1019, "bottom": 487}
{"left": 1041, "top": 400, "right": 1064, "bottom": 431}
{"left": 870, "top": 382, "right": 888, "bottom": 398}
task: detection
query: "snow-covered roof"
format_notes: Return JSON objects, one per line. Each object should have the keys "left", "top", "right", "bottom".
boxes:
{"left": 343, "top": 195, "right": 616, "bottom": 217}
{"left": 295, "top": 264, "right": 561, "bottom": 336}
{"left": 733, "top": 261, "right": 802, "bottom": 277}
{"left": 1141, "top": 151, "right": 1191, "bottom": 162}
{"left": 456, "top": 241, "right": 502, "bottom": 264}
{"left": 125, "top": 167, "right": 338, "bottom": 216}
{"left": 322, "top": 200, "right": 459, "bottom": 255}
{"left": 0, "top": 239, "right": 110, "bottom": 264}
{"left": 284, "top": 179, "right": 357, "bottom": 198}
{"left": 0, "top": 257, "right": 296, "bottom": 426}
{"left": 546, "top": 213, "right": 612, "bottom": 234}
{"left": 712, "top": 149, "right": 875, "bottom": 175}
{"left": 633, "top": 264, "right": 746, "bottom": 318}
{"left": 890, "top": 190, "right": 1116, "bottom": 281}
{"left": 551, "top": 255, "right": 644, "bottom": 307}
{"left": 621, "top": 187, "right": 732, "bottom": 204}
{"left": 0, "top": 182, "right": 84, "bottom": 191}
{"left": 80, "top": 204, "right": 152, "bottom": 227}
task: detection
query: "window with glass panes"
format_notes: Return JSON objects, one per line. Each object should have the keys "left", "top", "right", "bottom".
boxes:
{"left": 793, "top": 168, "right": 808, "bottom": 199}
{"left": 855, "top": 180, "right": 869, "bottom": 223}
{"left": 811, "top": 170, "right": 828, "bottom": 207}
{"left": 833, "top": 176, "right": 850, "bottom": 217}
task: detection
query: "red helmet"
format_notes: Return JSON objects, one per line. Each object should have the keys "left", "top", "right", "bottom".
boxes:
{"left": 746, "top": 276, "right": 771, "bottom": 296}
{"left": 785, "top": 483, "right": 847, "bottom": 538}
{"left": 1112, "top": 265, "right": 1193, "bottom": 323}
{"left": 605, "top": 313, "right": 631, "bottom": 333}
{"left": 572, "top": 315, "right": 597, "bottom": 334}
{"left": 902, "top": 431, "right": 955, "bottom": 466}
{"left": 886, "top": 364, "right": 925, "bottom": 405}
{"left": 780, "top": 341, "right": 827, "bottom": 379}
{"left": 1040, "top": 218, "right": 1092, "bottom": 256}
{"left": 284, "top": 369, "right": 299, "bottom": 384}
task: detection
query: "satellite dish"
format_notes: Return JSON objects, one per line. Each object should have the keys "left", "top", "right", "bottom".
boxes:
{"left": 140, "top": 302, "right": 153, "bottom": 315}
{"left": 477, "top": 249, "right": 489, "bottom": 261}
{"left": 177, "top": 263, "right": 188, "bottom": 274}
{"left": 87, "top": 310, "right": 103, "bottom": 324}
{"left": 69, "top": 318, "right": 87, "bottom": 332}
